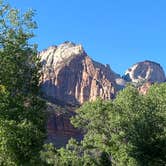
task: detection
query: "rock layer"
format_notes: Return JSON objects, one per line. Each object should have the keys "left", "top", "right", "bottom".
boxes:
{"left": 39, "top": 42, "right": 121, "bottom": 106}
{"left": 46, "top": 102, "right": 82, "bottom": 147}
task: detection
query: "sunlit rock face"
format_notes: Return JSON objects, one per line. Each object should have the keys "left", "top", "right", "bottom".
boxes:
{"left": 38, "top": 42, "right": 166, "bottom": 147}
{"left": 39, "top": 41, "right": 121, "bottom": 106}
{"left": 123, "top": 60, "right": 166, "bottom": 83}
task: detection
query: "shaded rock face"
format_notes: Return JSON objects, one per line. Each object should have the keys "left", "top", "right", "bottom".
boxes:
{"left": 45, "top": 103, "right": 82, "bottom": 148}
{"left": 123, "top": 61, "right": 166, "bottom": 83}
{"left": 39, "top": 42, "right": 121, "bottom": 106}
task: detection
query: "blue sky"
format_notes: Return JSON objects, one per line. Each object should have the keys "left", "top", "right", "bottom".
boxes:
{"left": 10, "top": 0, "right": 166, "bottom": 75}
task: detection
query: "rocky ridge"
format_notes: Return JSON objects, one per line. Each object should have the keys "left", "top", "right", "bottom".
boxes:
{"left": 123, "top": 60, "right": 165, "bottom": 83}
{"left": 39, "top": 41, "right": 122, "bottom": 106}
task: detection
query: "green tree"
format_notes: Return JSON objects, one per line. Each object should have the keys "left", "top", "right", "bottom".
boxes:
{"left": 0, "top": 1, "right": 46, "bottom": 165}
{"left": 113, "top": 84, "right": 166, "bottom": 165}
{"left": 41, "top": 99, "right": 114, "bottom": 166}
{"left": 0, "top": 0, "right": 39, "bottom": 95}
{"left": 42, "top": 84, "right": 166, "bottom": 166}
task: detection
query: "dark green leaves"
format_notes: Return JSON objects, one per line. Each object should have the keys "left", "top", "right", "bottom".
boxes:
{"left": 42, "top": 84, "right": 166, "bottom": 166}
{"left": 0, "top": 1, "right": 46, "bottom": 165}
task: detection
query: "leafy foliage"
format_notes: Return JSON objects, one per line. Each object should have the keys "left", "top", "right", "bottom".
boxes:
{"left": 0, "top": 1, "right": 46, "bottom": 165}
{"left": 42, "top": 84, "right": 166, "bottom": 166}
{"left": 0, "top": 0, "right": 38, "bottom": 95}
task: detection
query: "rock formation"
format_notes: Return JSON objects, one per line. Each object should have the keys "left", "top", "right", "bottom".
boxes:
{"left": 39, "top": 42, "right": 166, "bottom": 147}
{"left": 123, "top": 60, "right": 166, "bottom": 83}
{"left": 45, "top": 102, "right": 82, "bottom": 147}
{"left": 39, "top": 41, "right": 121, "bottom": 106}
{"left": 39, "top": 42, "right": 124, "bottom": 146}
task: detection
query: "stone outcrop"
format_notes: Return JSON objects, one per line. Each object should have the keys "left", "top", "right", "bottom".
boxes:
{"left": 39, "top": 42, "right": 123, "bottom": 147}
{"left": 39, "top": 42, "right": 121, "bottom": 106}
{"left": 46, "top": 102, "right": 82, "bottom": 147}
{"left": 123, "top": 60, "right": 166, "bottom": 83}
{"left": 39, "top": 42, "right": 166, "bottom": 147}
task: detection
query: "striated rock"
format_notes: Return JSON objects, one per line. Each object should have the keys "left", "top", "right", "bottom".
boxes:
{"left": 39, "top": 42, "right": 166, "bottom": 147}
{"left": 123, "top": 60, "right": 166, "bottom": 83}
{"left": 39, "top": 42, "right": 124, "bottom": 147}
{"left": 46, "top": 102, "right": 82, "bottom": 147}
{"left": 39, "top": 42, "right": 121, "bottom": 106}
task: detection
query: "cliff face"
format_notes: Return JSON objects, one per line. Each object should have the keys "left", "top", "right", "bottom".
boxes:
{"left": 123, "top": 60, "right": 166, "bottom": 83}
{"left": 39, "top": 42, "right": 122, "bottom": 146}
{"left": 39, "top": 43, "right": 166, "bottom": 102}
{"left": 46, "top": 103, "right": 82, "bottom": 147}
{"left": 39, "top": 42, "right": 166, "bottom": 147}
{"left": 39, "top": 42, "right": 121, "bottom": 106}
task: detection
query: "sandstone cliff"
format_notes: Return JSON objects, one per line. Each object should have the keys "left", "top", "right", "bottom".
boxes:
{"left": 39, "top": 42, "right": 166, "bottom": 147}
{"left": 123, "top": 60, "right": 166, "bottom": 83}
{"left": 39, "top": 42, "right": 123, "bottom": 146}
{"left": 39, "top": 42, "right": 121, "bottom": 106}
{"left": 45, "top": 102, "right": 82, "bottom": 147}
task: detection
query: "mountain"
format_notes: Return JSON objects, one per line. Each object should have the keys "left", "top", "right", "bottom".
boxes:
{"left": 38, "top": 42, "right": 166, "bottom": 147}
{"left": 123, "top": 60, "right": 166, "bottom": 83}
{"left": 39, "top": 41, "right": 123, "bottom": 106}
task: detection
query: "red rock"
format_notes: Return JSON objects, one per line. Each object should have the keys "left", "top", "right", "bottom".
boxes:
{"left": 39, "top": 42, "right": 122, "bottom": 106}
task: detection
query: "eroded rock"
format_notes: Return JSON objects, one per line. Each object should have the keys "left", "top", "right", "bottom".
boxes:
{"left": 39, "top": 42, "right": 121, "bottom": 106}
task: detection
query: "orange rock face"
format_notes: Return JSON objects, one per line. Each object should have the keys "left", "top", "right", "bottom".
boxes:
{"left": 45, "top": 103, "right": 82, "bottom": 147}
{"left": 39, "top": 42, "right": 123, "bottom": 147}
{"left": 39, "top": 42, "right": 166, "bottom": 147}
{"left": 39, "top": 42, "right": 121, "bottom": 106}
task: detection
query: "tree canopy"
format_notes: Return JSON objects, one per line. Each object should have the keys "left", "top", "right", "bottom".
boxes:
{"left": 0, "top": 1, "right": 46, "bottom": 165}
{"left": 42, "top": 84, "right": 166, "bottom": 166}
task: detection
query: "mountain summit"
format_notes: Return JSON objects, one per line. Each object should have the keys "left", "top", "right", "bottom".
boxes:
{"left": 39, "top": 42, "right": 122, "bottom": 106}
{"left": 38, "top": 42, "right": 166, "bottom": 147}
{"left": 123, "top": 60, "right": 166, "bottom": 83}
{"left": 39, "top": 42, "right": 166, "bottom": 106}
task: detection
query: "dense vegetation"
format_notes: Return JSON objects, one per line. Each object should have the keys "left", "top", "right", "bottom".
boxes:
{"left": 0, "top": 1, "right": 166, "bottom": 166}
{"left": 0, "top": 1, "right": 46, "bottom": 165}
{"left": 41, "top": 84, "right": 166, "bottom": 166}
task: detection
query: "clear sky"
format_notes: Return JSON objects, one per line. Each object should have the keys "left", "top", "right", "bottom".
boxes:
{"left": 9, "top": 0, "right": 166, "bottom": 75}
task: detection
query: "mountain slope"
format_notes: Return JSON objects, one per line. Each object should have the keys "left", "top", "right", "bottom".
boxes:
{"left": 38, "top": 42, "right": 166, "bottom": 147}
{"left": 39, "top": 42, "right": 121, "bottom": 106}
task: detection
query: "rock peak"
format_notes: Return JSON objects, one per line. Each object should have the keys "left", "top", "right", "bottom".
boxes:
{"left": 58, "top": 41, "right": 76, "bottom": 49}
{"left": 142, "top": 60, "right": 162, "bottom": 67}
{"left": 39, "top": 42, "right": 121, "bottom": 105}
{"left": 123, "top": 60, "right": 166, "bottom": 83}
{"left": 39, "top": 42, "right": 86, "bottom": 69}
